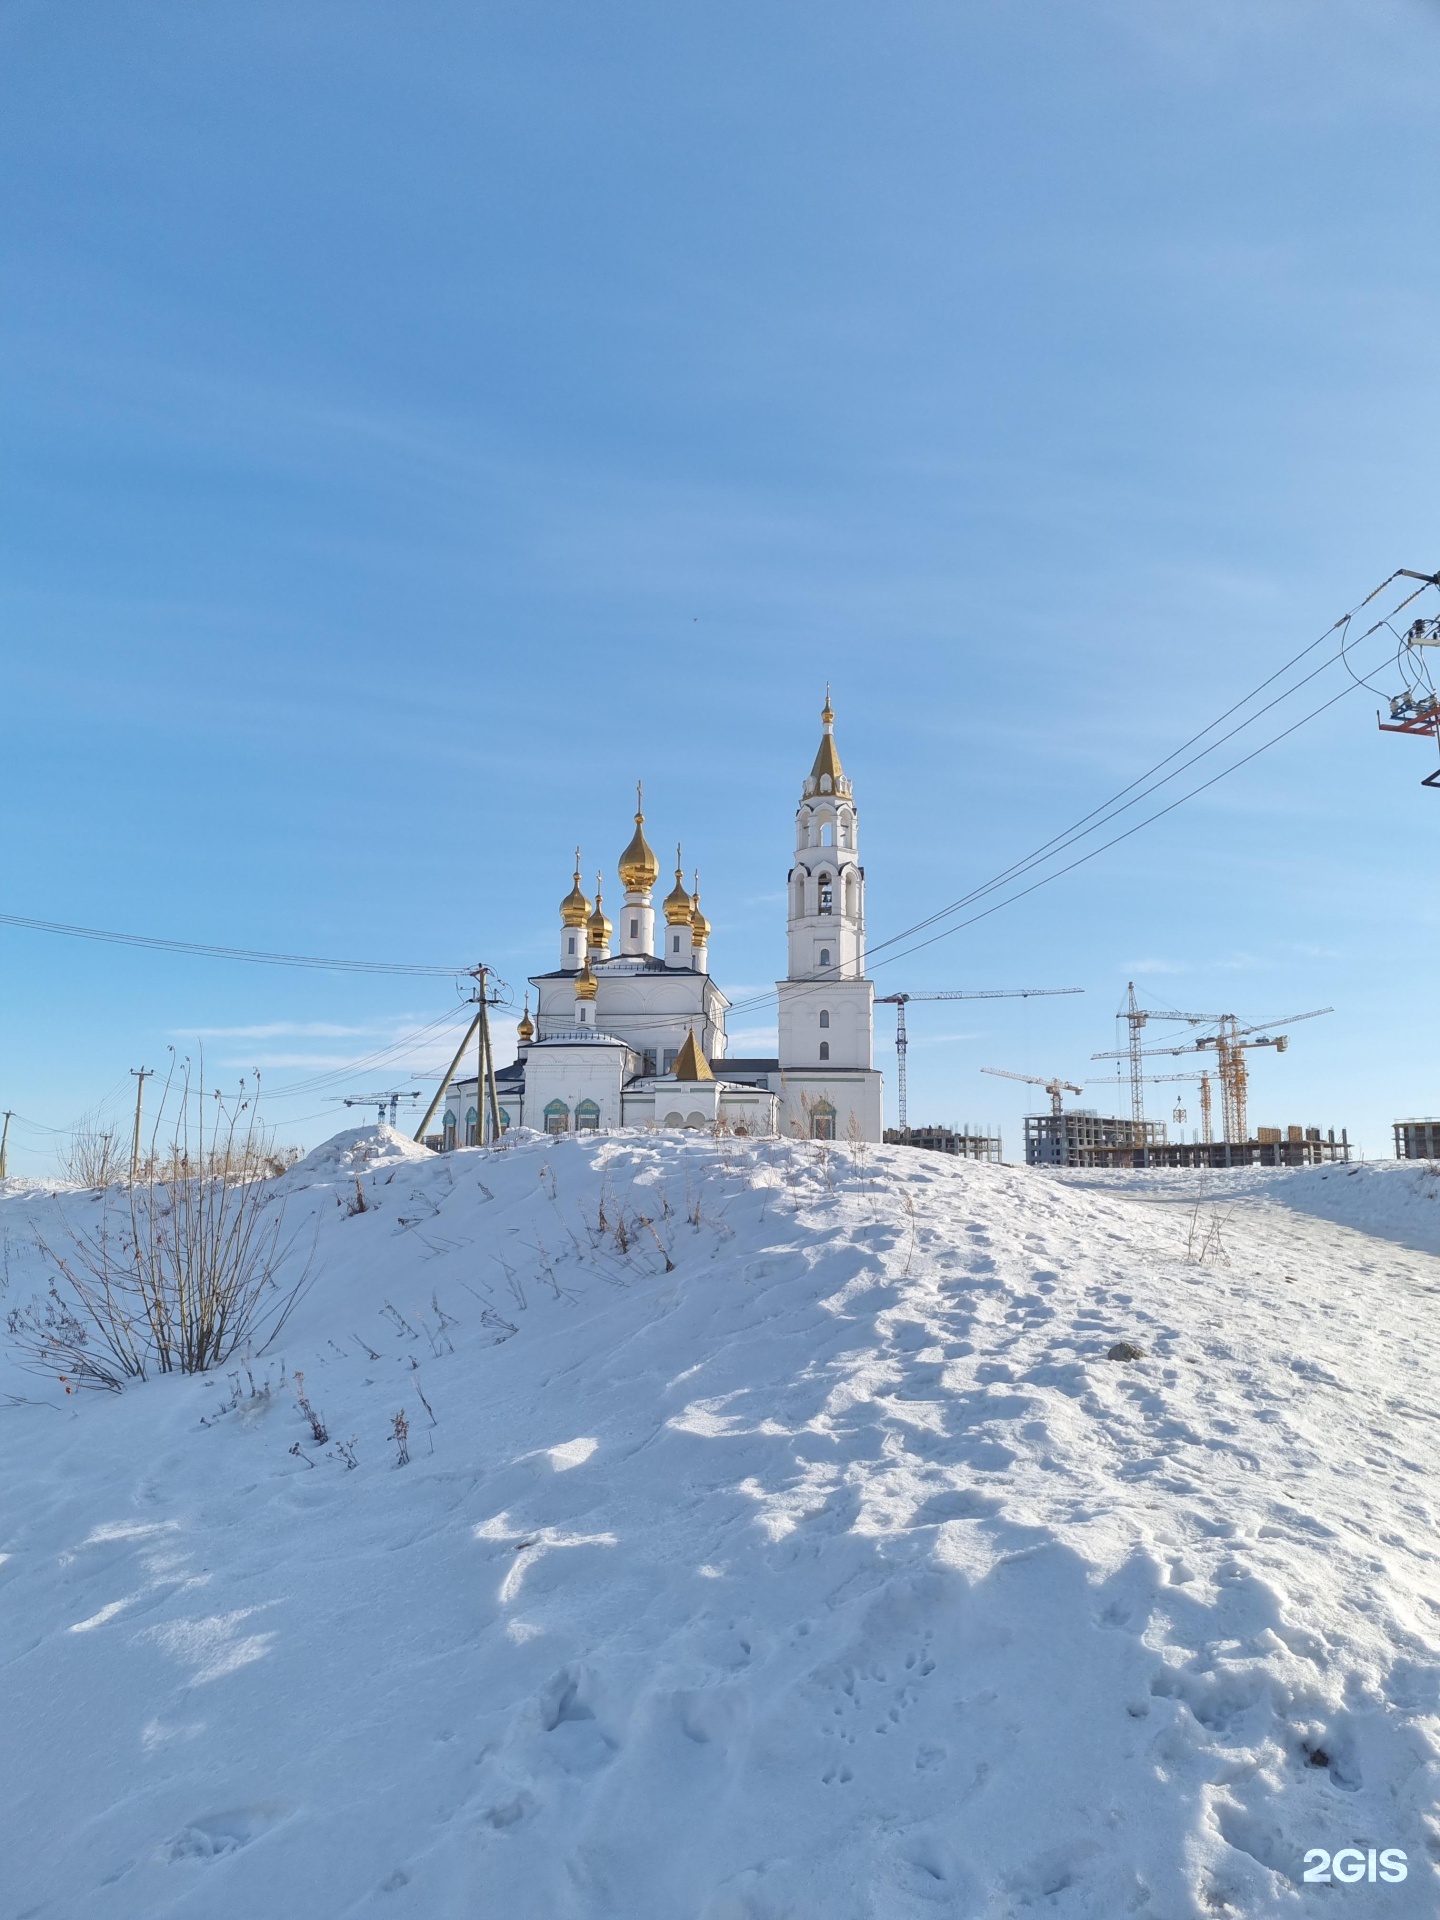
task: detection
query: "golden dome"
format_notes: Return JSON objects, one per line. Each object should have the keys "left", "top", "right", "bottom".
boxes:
{"left": 517, "top": 996, "right": 535, "bottom": 1043}
{"left": 618, "top": 782, "right": 659, "bottom": 893}
{"left": 560, "top": 850, "right": 591, "bottom": 927}
{"left": 663, "top": 847, "right": 693, "bottom": 926}
{"left": 574, "top": 956, "right": 599, "bottom": 1002}
{"left": 587, "top": 878, "right": 612, "bottom": 950}
{"left": 689, "top": 876, "right": 711, "bottom": 946}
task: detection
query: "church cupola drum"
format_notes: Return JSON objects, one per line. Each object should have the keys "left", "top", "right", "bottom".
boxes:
{"left": 617, "top": 785, "right": 659, "bottom": 957}
{"left": 558, "top": 855, "right": 591, "bottom": 973}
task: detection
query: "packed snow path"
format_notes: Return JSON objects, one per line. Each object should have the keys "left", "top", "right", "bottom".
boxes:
{"left": 2, "top": 1132, "right": 1439, "bottom": 1918}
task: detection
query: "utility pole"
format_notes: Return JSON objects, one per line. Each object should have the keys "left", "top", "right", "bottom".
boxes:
{"left": 466, "top": 964, "right": 503, "bottom": 1144}
{"left": 478, "top": 966, "right": 502, "bottom": 1143}
{"left": 411, "top": 961, "right": 509, "bottom": 1148}
{"left": 0, "top": 1109, "right": 12, "bottom": 1181}
{"left": 412, "top": 1005, "right": 484, "bottom": 1144}
{"left": 129, "top": 1067, "right": 154, "bottom": 1182}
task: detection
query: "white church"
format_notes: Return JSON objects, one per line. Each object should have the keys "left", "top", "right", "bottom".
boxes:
{"left": 440, "top": 696, "right": 884, "bottom": 1144}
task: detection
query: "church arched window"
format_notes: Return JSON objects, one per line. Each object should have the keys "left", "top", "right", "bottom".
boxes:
{"left": 819, "top": 1041, "right": 830, "bottom": 1060}
{"left": 543, "top": 1099, "right": 570, "bottom": 1135}
{"left": 838, "top": 814, "right": 852, "bottom": 848}
{"left": 819, "top": 948, "right": 831, "bottom": 968}
{"left": 442, "top": 1110, "right": 457, "bottom": 1152}
{"left": 465, "top": 1107, "right": 478, "bottom": 1147}
{"left": 844, "top": 870, "right": 858, "bottom": 914}
{"left": 818, "top": 873, "right": 833, "bottom": 915}
{"left": 810, "top": 1100, "right": 836, "bottom": 1140}
{"left": 818, "top": 1009, "right": 829, "bottom": 1028}
{"left": 820, "top": 820, "right": 833, "bottom": 847}
{"left": 575, "top": 1099, "right": 600, "bottom": 1133}
{"left": 792, "top": 874, "right": 806, "bottom": 919}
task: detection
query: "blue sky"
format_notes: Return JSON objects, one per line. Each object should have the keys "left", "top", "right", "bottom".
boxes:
{"left": 2, "top": 0, "right": 1438, "bottom": 1169}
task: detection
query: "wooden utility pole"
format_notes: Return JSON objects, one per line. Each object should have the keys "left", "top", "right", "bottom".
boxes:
{"left": 478, "top": 967, "right": 502, "bottom": 1142}
{"left": 129, "top": 1068, "right": 154, "bottom": 1182}
{"left": 0, "top": 1109, "right": 12, "bottom": 1181}
{"left": 474, "top": 967, "right": 487, "bottom": 1145}
{"left": 411, "top": 964, "right": 507, "bottom": 1149}
{"left": 413, "top": 1004, "right": 484, "bottom": 1144}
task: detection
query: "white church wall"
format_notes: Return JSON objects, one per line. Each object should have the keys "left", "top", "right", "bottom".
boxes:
{"left": 778, "top": 1072, "right": 884, "bottom": 1145}
{"left": 522, "top": 1041, "right": 629, "bottom": 1134}
{"left": 777, "top": 979, "right": 874, "bottom": 1072}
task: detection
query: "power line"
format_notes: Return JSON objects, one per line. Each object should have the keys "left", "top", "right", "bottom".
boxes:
{"left": 858, "top": 575, "right": 1422, "bottom": 972}
{"left": 723, "top": 575, "right": 1425, "bottom": 1022}
{"left": 258, "top": 1008, "right": 476, "bottom": 1100}
{"left": 0, "top": 911, "right": 466, "bottom": 977}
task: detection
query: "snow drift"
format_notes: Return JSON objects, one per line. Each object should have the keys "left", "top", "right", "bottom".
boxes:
{"left": 2, "top": 1131, "right": 1439, "bottom": 1917}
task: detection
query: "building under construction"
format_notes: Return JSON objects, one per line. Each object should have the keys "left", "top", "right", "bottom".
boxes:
{"left": 1024, "top": 1111, "right": 1164, "bottom": 1166}
{"left": 885, "top": 1125, "right": 1002, "bottom": 1162}
{"left": 1395, "top": 1118, "right": 1440, "bottom": 1159}
{"left": 1025, "top": 1110, "right": 1351, "bottom": 1169}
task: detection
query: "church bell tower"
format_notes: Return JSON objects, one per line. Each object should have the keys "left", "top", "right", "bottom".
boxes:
{"left": 775, "top": 694, "right": 883, "bottom": 1140}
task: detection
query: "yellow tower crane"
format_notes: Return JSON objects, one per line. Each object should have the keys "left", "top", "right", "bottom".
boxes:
{"left": 1095, "top": 1008, "right": 1331, "bottom": 1145}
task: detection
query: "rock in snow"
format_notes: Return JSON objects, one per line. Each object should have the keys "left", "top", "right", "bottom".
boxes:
{"left": 2, "top": 1132, "right": 1439, "bottom": 1916}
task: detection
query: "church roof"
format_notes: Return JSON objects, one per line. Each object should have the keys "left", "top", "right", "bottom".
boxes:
{"left": 810, "top": 730, "right": 843, "bottom": 784}
{"left": 671, "top": 1029, "right": 713, "bottom": 1081}
{"left": 806, "top": 692, "right": 852, "bottom": 795}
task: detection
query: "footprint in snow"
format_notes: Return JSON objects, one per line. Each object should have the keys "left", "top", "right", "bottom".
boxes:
{"left": 164, "top": 1802, "right": 291, "bottom": 1861}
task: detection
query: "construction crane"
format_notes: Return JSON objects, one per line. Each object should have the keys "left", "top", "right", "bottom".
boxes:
{"left": 1377, "top": 581, "right": 1440, "bottom": 790}
{"left": 1109, "top": 983, "right": 1234, "bottom": 1126}
{"left": 1095, "top": 1066, "right": 1214, "bottom": 1140}
{"left": 1094, "top": 1008, "right": 1331, "bottom": 1144}
{"left": 981, "top": 1067, "right": 1084, "bottom": 1118}
{"left": 877, "top": 987, "right": 1082, "bottom": 1130}
{"left": 330, "top": 1090, "right": 424, "bottom": 1128}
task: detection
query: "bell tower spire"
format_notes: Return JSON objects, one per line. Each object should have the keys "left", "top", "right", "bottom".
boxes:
{"left": 787, "top": 692, "right": 863, "bottom": 980}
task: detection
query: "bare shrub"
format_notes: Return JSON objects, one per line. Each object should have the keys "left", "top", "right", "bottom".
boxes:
{"left": 64, "top": 1119, "right": 130, "bottom": 1188}
{"left": 7, "top": 1056, "right": 309, "bottom": 1392}
{"left": 141, "top": 1138, "right": 300, "bottom": 1183}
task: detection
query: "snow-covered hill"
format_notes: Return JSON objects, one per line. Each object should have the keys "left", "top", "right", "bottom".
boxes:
{"left": 3, "top": 1132, "right": 1439, "bottom": 1918}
